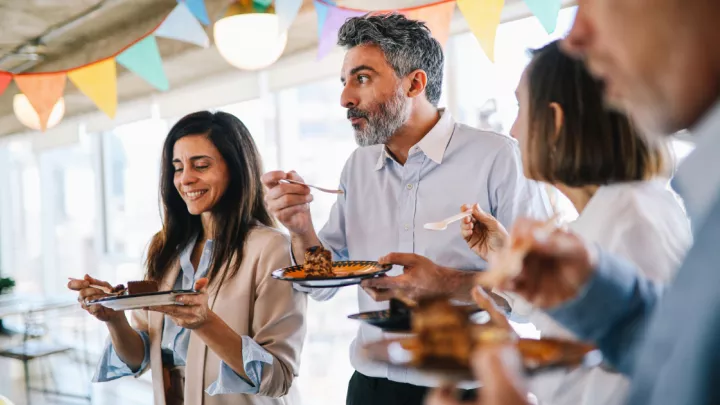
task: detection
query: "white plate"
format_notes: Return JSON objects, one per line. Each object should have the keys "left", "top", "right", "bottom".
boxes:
{"left": 87, "top": 290, "right": 199, "bottom": 311}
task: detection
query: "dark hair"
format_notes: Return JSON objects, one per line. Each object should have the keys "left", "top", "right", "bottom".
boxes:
{"left": 337, "top": 13, "right": 444, "bottom": 106}
{"left": 146, "top": 111, "right": 274, "bottom": 285}
{"left": 524, "top": 40, "right": 666, "bottom": 186}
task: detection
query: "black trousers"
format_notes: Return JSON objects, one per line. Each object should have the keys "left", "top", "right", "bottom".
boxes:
{"left": 346, "top": 371, "right": 477, "bottom": 405}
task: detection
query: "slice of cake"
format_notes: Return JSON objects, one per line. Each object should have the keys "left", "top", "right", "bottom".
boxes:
{"left": 411, "top": 297, "right": 474, "bottom": 366}
{"left": 126, "top": 280, "right": 159, "bottom": 295}
{"left": 304, "top": 246, "right": 333, "bottom": 277}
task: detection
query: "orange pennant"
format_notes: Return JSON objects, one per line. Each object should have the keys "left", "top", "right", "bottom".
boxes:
{"left": 0, "top": 72, "right": 11, "bottom": 97}
{"left": 14, "top": 73, "right": 66, "bottom": 131}
{"left": 405, "top": 1, "right": 456, "bottom": 47}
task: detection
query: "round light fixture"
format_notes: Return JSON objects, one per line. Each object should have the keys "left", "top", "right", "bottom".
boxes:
{"left": 13, "top": 94, "right": 65, "bottom": 131}
{"left": 213, "top": 2, "right": 288, "bottom": 71}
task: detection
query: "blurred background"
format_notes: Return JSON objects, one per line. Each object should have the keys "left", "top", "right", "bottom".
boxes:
{"left": 0, "top": 1, "right": 695, "bottom": 404}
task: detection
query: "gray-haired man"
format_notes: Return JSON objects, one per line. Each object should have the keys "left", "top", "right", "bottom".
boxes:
{"left": 261, "top": 14, "right": 551, "bottom": 405}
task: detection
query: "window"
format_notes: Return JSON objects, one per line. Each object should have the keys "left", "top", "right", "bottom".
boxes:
{"left": 218, "top": 97, "right": 279, "bottom": 170}
{"left": 103, "top": 119, "right": 168, "bottom": 265}
{"left": 277, "top": 78, "right": 359, "bottom": 405}
{"left": 450, "top": 7, "right": 578, "bottom": 133}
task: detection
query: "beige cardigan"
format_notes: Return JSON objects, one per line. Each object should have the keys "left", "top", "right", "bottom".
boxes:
{"left": 131, "top": 225, "right": 307, "bottom": 405}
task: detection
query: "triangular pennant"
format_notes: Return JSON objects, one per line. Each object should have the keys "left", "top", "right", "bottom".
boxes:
{"left": 68, "top": 59, "right": 118, "bottom": 118}
{"left": 457, "top": 0, "right": 505, "bottom": 63}
{"left": 155, "top": 2, "right": 210, "bottom": 47}
{"left": 404, "top": 1, "right": 456, "bottom": 47}
{"left": 524, "top": 0, "right": 561, "bottom": 34}
{"left": 0, "top": 72, "right": 11, "bottom": 97}
{"left": 318, "top": 6, "right": 365, "bottom": 59}
{"left": 314, "top": 1, "right": 330, "bottom": 38}
{"left": 277, "top": 0, "right": 303, "bottom": 33}
{"left": 178, "top": 0, "right": 209, "bottom": 25}
{"left": 14, "top": 73, "right": 66, "bottom": 131}
{"left": 116, "top": 36, "right": 169, "bottom": 91}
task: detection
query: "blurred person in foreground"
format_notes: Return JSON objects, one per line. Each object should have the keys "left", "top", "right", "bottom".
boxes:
{"left": 430, "top": 0, "right": 720, "bottom": 404}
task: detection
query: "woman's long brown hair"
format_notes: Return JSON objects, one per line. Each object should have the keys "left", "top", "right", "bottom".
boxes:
{"left": 145, "top": 111, "right": 274, "bottom": 287}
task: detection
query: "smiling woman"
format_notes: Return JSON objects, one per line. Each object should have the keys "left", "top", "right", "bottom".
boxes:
{"left": 67, "top": 111, "right": 307, "bottom": 405}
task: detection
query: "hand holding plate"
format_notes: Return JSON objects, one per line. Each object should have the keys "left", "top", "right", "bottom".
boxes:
{"left": 148, "top": 278, "right": 211, "bottom": 329}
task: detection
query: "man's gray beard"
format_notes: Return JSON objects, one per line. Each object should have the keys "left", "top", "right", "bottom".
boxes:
{"left": 354, "top": 88, "right": 410, "bottom": 147}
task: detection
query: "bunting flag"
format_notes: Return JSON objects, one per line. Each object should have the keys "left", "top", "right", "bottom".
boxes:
{"left": 0, "top": 72, "right": 11, "bottom": 97}
{"left": 317, "top": 6, "right": 365, "bottom": 59}
{"left": 179, "top": 0, "right": 209, "bottom": 25}
{"left": 314, "top": 0, "right": 331, "bottom": 39}
{"left": 155, "top": 2, "right": 210, "bottom": 47}
{"left": 524, "top": 0, "right": 561, "bottom": 34}
{"left": 457, "top": 0, "right": 506, "bottom": 62}
{"left": 116, "top": 36, "right": 169, "bottom": 91}
{"left": 404, "top": 1, "right": 456, "bottom": 47}
{"left": 14, "top": 73, "right": 67, "bottom": 131}
{"left": 0, "top": 0, "right": 208, "bottom": 130}
{"left": 68, "top": 59, "right": 118, "bottom": 118}
{"left": 313, "top": 0, "right": 563, "bottom": 63}
{"left": 277, "top": 0, "right": 303, "bottom": 33}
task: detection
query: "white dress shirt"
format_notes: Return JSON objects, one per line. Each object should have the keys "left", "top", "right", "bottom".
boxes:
{"left": 526, "top": 179, "right": 693, "bottom": 405}
{"left": 295, "top": 109, "right": 552, "bottom": 387}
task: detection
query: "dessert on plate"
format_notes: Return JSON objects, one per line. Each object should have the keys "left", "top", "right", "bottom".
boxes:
{"left": 304, "top": 245, "right": 333, "bottom": 277}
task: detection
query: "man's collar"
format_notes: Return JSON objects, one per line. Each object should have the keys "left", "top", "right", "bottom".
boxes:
{"left": 374, "top": 108, "right": 455, "bottom": 171}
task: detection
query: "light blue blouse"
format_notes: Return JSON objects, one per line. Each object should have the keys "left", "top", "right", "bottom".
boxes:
{"left": 92, "top": 239, "right": 272, "bottom": 395}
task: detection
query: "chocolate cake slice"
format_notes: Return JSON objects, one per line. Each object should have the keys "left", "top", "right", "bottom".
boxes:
{"left": 303, "top": 245, "right": 333, "bottom": 277}
{"left": 126, "top": 280, "right": 159, "bottom": 295}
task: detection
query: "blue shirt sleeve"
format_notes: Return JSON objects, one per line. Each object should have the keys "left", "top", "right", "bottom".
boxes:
{"left": 92, "top": 329, "right": 151, "bottom": 382}
{"left": 205, "top": 335, "right": 274, "bottom": 395}
{"left": 547, "top": 248, "right": 665, "bottom": 374}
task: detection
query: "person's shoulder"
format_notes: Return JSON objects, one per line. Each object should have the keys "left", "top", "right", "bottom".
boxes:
{"left": 245, "top": 224, "right": 290, "bottom": 253}
{"left": 452, "top": 124, "right": 518, "bottom": 151}
{"left": 603, "top": 180, "right": 690, "bottom": 234}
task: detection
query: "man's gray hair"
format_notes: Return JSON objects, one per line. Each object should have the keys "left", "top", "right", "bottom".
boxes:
{"left": 337, "top": 13, "right": 444, "bottom": 106}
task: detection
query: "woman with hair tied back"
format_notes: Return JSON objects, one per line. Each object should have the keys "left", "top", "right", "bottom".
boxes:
{"left": 456, "top": 40, "right": 692, "bottom": 405}
{"left": 68, "top": 111, "right": 307, "bottom": 405}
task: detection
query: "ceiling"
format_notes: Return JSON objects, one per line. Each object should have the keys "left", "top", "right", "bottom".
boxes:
{"left": 0, "top": 0, "right": 533, "bottom": 137}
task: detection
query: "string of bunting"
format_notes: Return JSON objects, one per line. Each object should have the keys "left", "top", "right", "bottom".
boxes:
{"left": 0, "top": 0, "right": 211, "bottom": 131}
{"left": 0, "top": 0, "right": 561, "bottom": 131}
{"left": 305, "top": 0, "right": 561, "bottom": 61}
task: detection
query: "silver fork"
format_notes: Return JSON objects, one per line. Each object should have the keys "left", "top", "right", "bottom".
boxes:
{"left": 279, "top": 179, "right": 344, "bottom": 194}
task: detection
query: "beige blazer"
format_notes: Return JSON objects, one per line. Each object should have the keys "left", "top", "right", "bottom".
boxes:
{"left": 131, "top": 225, "right": 307, "bottom": 405}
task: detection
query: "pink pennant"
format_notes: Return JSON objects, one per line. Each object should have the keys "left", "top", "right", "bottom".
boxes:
{"left": 317, "top": 6, "right": 365, "bottom": 59}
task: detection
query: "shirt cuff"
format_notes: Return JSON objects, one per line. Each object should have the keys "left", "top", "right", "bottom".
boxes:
{"left": 92, "top": 330, "right": 150, "bottom": 382}
{"left": 546, "top": 248, "right": 638, "bottom": 342}
{"left": 205, "top": 336, "right": 273, "bottom": 396}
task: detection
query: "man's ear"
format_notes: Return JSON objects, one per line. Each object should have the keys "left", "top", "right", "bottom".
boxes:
{"left": 405, "top": 69, "right": 428, "bottom": 99}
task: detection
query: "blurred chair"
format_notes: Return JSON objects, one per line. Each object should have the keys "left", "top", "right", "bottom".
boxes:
{"left": 0, "top": 310, "right": 91, "bottom": 405}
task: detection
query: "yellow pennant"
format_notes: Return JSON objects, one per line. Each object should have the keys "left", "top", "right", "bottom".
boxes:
{"left": 457, "top": 0, "right": 505, "bottom": 62}
{"left": 68, "top": 59, "right": 118, "bottom": 118}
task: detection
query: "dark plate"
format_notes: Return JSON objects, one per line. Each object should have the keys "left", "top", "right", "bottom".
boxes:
{"left": 364, "top": 335, "right": 602, "bottom": 382}
{"left": 348, "top": 304, "right": 486, "bottom": 333}
{"left": 272, "top": 261, "right": 392, "bottom": 288}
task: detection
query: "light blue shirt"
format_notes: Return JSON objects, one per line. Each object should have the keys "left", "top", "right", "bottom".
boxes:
{"left": 93, "top": 239, "right": 273, "bottom": 395}
{"left": 296, "top": 109, "right": 552, "bottom": 386}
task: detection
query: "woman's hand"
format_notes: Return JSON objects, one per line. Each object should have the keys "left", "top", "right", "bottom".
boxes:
{"left": 461, "top": 204, "right": 509, "bottom": 262}
{"left": 149, "top": 278, "right": 211, "bottom": 329}
{"left": 67, "top": 275, "right": 123, "bottom": 323}
{"left": 426, "top": 345, "right": 530, "bottom": 405}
